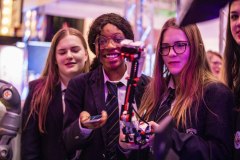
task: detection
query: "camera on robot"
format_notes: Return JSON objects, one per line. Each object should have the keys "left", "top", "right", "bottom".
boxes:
{"left": 120, "top": 39, "right": 144, "bottom": 60}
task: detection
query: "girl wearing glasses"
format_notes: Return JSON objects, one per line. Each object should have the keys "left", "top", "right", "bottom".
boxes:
{"left": 63, "top": 13, "right": 150, "bottom": 160}
{"left": 137, "top": 18, "right": 234, "bottom": 159}
{"left": 224, "top": 1, "right": 240, "bottom": 159}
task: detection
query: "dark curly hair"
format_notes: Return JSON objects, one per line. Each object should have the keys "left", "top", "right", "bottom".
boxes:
{"left": 88, "top": 13, "right": 134, "bottom": 54}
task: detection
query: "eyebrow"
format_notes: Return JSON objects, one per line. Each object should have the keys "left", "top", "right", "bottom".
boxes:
{"left": 71, "top": 46, "right": 81, "bottom": 49}
{"left": 162, "top": 41, "right": 188, "bottom": 44}
{"left": 57, "top": 45, "right": 80, "bottom": 50}
{"left": 99, "top": 33, "right": 124, "bottom": 37}
{"left": 230, "top": 11, "right": 239, "bottom": 14}
{"left": 57, "top": 48, "right": 66, "bottom": 52}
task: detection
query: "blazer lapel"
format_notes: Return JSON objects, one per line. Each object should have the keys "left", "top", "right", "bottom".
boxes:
{"left": 90, "top": 67, "right": 106, "bottom": 113}
{"left": 48, "top": 84, "right": 64, "bottom": 131}
{"left": 89, "top": 67, "right": 107, "bottom": 145}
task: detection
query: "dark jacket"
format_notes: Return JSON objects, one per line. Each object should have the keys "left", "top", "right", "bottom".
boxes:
{"left": 21, "top": 79, "right": 67, "bottom": 160}
{"left": 152, "top": 82, "right": 234, "bottom": 160}
{"left": 233, "top": 105, "right": 240, "bottom": 160}
{"left": 63, "top": 66, "right": 150, "bottom": 160}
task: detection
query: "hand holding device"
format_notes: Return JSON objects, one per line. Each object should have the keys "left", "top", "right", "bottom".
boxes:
{"left": 119, "top": 124, "right": 150, "bottom": 150}
{"left": 83, "top": 115, "right": 102, "bottom": 124}
{"left": 80, "top": 111, "right": 107, "bottom": 129}
{"left": 120, "top": 118, "right": 153, "bottom": 146}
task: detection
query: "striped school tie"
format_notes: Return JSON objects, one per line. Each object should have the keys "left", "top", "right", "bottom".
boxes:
{"left": 105, "top": 81, "right": 123, "bottom": 160}
{"left": 155, "top": 88, "right": 175, "bottom": 123}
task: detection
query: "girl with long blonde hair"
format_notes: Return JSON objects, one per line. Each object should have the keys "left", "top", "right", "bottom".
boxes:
{"left": 21, "top": 27, "right": 90, "bottom": 160}
{"left": 138, "top": 18, "right": 234, "bottom": 160}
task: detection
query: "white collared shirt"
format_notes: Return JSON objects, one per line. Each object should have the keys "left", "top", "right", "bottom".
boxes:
{"left": 102, "top": 67, "right": 138, "bottom": 115}
{"left": 61, "top": 82, "right": 67, "bottom": 114}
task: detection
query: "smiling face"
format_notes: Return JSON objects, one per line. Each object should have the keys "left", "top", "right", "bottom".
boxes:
{"left": 230, "top": 0, "right": 240, "bottom": 45}
{"left": 96, "top": 23, "right": 126, "bottom": 72}
{"left": 56, "top": 34, "right": 88, "bottom": 80}
{"left": 161, "top": 27, "right": 190, "bottom": 79}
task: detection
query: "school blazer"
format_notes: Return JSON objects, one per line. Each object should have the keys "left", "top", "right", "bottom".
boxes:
{"left": 63, "top": 66, "right": 150, "bottom": 160}
{"left": 150, "top": 82, "right": 234, "bottom": 160}
{"left": 21, "top": 79, "right": 67, "bottom": 160}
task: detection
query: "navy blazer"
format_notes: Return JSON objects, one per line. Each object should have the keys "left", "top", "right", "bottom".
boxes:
{"left": 233, "top": 105, "right": 240, "bottom": 160}
{"left": 151, "top": 82, "right": 234, "bottom": 160}
{"left": 21, "top": 79, "right": 67, "bottom": 160}
{"left": 63, "top": 66, "right": 150, "bottom": 160}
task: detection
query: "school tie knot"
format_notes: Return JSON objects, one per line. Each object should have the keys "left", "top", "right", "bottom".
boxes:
{"left": 106, "top": 81, "right": 123, "bottom": 97}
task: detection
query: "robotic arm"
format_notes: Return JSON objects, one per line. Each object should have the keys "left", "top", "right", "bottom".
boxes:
{"left": 0, "top": 80, "right": 21, "bottom": 160}
{"left": 120, "top": 40, "right": 152, "bottom": 146}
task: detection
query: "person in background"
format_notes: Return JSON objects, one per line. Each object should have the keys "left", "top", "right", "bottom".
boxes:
{"left": 223, "top": 0, "right": 240, "bottom": 159}
{"left": 21, "top": 27, "right": 90, "bottom": 160}
{"left": 206, "top": 50, "right": 223, "bottom": 79}
{"left": 62, "top": 13, "right": 150, "bottom": 160}
{"left": 134, "top": 18, "right": 233, "bottom": 160}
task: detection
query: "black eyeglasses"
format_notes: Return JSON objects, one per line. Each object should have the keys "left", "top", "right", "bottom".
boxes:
{"left": 94, "top": 33, "right": 125, "bottom": 48}
{"left": 159, "top": 41, "right": 190, "bottom": 56}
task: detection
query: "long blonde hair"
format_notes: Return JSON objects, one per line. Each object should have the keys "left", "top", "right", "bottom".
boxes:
{"left": 139, "top": 18, "right": 215, "bottom": 128}
{"left": 27, "top": 27, "right": 90, "bottom": 133}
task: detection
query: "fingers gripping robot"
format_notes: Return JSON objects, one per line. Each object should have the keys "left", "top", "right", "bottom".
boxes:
{"left": 0, "top": 80, "right": 21, "bottom": 160}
